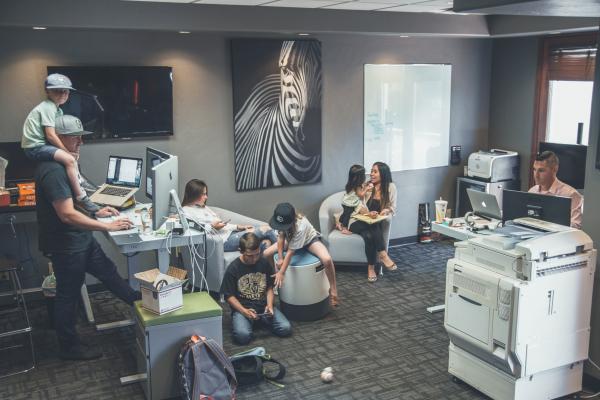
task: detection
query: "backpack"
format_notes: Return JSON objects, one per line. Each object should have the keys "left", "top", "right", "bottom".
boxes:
{"left": 229, "top": 347, "right": 286, "bottom": 387}
{"left": 178, "top": 335, "right": 238, "bottom": 400}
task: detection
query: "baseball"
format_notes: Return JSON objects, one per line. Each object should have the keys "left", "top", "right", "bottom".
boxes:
{"left": 320, "top": 367, "right": 334, "bottom": 383}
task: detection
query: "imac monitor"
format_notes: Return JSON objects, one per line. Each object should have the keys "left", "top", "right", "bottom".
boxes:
{"left": 145, "top": 147, "right": 171, "bottom": 199}
{"left": 152, "top": 155, "right": 178, "bottom": 230}
{"left": 502, "top": 189, "right": 571, "bottom": 227}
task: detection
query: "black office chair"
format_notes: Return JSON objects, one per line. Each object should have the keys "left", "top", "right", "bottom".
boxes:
{"left": 0, "top": 258, "right": 35, "bottom": 378}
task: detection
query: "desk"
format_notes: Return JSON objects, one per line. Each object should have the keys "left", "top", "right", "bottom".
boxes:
{"left": 102, "top": 205, "right": 206, "bottom": 291}
{"left": 431, "top": 219, "right": 499, "bottom": 241}
{"left": 99, "top": 204, "right": 207, "bottom": 332}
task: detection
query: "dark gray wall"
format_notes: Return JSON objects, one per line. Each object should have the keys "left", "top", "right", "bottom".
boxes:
{"left": 0, "top": 27, "right": 492, "bottom": 241}
{"left": 489, "top": 34, "right": 600, "bottom": 379}
{"left": 488, "top": 36, "right": 540, "bottom": 188}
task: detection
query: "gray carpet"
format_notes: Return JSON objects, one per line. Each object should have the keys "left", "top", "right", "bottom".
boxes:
{"left": 0, "top": 240, "right": 492, "bottom": 399}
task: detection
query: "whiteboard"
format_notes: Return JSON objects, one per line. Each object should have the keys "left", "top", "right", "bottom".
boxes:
{"left": 364, "top": 64, "right": 452, "bottom": 172}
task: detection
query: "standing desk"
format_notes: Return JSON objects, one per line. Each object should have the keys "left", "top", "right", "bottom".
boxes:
{"left": 98, "top": 204, "right": 207, "bottom": 331}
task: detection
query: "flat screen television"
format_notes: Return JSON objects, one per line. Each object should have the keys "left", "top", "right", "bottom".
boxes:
{"left": 47, "top": 66, "right": 173, "bottom": 141}
{"left": 538, "top": 142, "right": 587, "bottom": 190}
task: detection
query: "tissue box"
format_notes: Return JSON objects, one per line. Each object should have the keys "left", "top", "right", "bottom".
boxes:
{"left": 134, "top": 266, "right": 188, "bottom": 315}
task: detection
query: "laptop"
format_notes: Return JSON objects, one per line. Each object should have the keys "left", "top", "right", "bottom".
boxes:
{"left": 89, "top": 156, "right": 143, "bottom": 207}
{"left": 466, "top": 189, "right": 502, "bottom": 220}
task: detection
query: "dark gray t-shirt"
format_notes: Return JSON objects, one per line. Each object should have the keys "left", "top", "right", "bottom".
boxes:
{"left": 220, "top": 257, "right": 274, "bottom": 311}
{"left": 35, "top": 161, "right": 92, "bottom": 254}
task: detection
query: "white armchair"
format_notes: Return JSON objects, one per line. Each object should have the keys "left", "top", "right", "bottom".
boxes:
{"left": 182, "top": 207, "right": 267, "bottom": 292}
{"left": 318, "top": 191, "right": 393, "bottom": 267}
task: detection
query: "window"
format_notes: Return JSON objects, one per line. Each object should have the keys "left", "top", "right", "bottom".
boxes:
{"left": 546, "top": 80, "right": 593, "bottom": 145}
{"left": 531, "top": 32, "right": 597, "bottom": 183}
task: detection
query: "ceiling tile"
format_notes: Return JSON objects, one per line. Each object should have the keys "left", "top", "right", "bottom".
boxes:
{"left": 194, "top": 0, "right": 272, "bottom": 4}
{"left": 323, "top": 2, "right": 399, "bottom": 10}
{"left": 261, "top": 0, "right": 348, "bottom": 8}
{"left": 352, "top": 0, "right": 422, "bottom": 4}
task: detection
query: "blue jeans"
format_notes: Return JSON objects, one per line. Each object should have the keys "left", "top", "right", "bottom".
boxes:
{"left": 48, "top": 239, "right": 140, "bottom": 351}
{"left": 223, "top": 227, "right": 278, "bottom": 252}
{"left": 23, "top": 144, "right": 59, "bottom": 161}
{"left": 231, "top": 307, "right": 291, "bottom": 345}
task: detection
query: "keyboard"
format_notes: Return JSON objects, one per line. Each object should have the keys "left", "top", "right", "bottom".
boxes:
{"left": 100, "top": 186, "right": 132, "bottom": 197}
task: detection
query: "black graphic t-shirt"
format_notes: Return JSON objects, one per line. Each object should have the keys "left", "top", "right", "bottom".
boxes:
{"left": 220, "top": 257, "right": 275, "bottom": 311}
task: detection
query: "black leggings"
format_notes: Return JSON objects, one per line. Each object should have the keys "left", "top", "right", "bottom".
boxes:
{"left": 349, "top": 221, "right": 386, "bottom": 265}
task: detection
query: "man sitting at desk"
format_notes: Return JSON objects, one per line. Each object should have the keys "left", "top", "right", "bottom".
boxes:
{"left": 220, "top": 232, "right": 291, "bottom": 345}
{"left": 35, "top": 115, "right": 140, "bottom": 361}
{"left": 529, "top": 150, "right": 583, "bottom": 229}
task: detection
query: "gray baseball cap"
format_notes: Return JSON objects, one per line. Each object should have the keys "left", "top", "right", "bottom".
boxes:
{"left": 45, "top": 73, "right": 74, "bottom": 90}
{"left": 55, "top": 115, "right": 93, "bottom": 136}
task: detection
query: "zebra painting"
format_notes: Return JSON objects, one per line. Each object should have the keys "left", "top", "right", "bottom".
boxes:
{"left": 231, "top": 39, "right": 322, "bottom": 191}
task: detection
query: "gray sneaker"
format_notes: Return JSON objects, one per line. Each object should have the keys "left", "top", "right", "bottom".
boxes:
{"left": 76, "top": 196, "right": 101, "bottom": 214}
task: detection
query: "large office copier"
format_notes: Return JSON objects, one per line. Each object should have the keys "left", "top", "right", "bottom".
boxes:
{"left": 444, "top": 218, "right": 596, "bottom": 400}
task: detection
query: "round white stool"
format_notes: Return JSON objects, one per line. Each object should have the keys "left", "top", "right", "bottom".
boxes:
{"left": 274, "top": 250, "right": 330, "bottom": 321}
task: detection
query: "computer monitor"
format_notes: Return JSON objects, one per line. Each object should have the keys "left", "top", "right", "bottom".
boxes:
{"left": 502, "top": 189, "right": 571, "bottom": 227}
{"left": 538, "top": 142, "right": 587, "bottom": 190}
{"left": 145, "top": 147, "right": 171, "bottom": 199}
{"left": 152, "top": 154, "right": 178, "bottom": 230}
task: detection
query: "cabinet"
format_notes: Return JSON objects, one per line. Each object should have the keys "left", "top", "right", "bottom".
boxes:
{"left": 133, "top": 292, "right": 223, "bottom": 400}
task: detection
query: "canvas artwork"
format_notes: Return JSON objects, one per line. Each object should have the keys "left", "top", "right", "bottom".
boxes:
{"left": 231, "top": 39, "right": 322, "bottom": 191}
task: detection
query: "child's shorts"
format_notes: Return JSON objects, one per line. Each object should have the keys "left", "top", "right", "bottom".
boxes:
{"left": 23, "top": 145, "right": 59, "bottom": 161}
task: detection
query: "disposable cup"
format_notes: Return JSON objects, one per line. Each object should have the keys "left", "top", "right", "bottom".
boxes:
{"left": 434, "top": 199, "right": 448, "bottom": 223}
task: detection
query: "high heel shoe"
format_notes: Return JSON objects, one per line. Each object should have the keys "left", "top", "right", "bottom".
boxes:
{"left": 383, "top": 261, "right": 397, "bottom": 271}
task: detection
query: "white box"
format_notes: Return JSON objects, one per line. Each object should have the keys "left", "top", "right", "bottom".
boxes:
{"left": 135, "top": 267, "right": 187, "bottom": 315}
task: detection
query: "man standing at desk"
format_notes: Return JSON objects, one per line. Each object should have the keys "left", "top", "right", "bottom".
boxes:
{"left": 529, "top": 150, "right": 583, "bottom": 229}
{"left": 35, "top": 115, "right": 140, "bottom": 361}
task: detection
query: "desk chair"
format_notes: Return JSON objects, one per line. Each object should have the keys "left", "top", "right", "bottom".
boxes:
{"left": 318, "top": 191, "right": 393, "bottom": 276}
{"left": 0, "top": 258, "right": 35, "bottom": 378}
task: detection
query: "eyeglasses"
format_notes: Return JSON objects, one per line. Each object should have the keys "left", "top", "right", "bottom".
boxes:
{"left": 50, "top": 89, "right": 69, "bottom": 94}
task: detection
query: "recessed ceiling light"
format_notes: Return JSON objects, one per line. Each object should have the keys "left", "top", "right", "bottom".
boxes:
{"left": 32, "top": 26, "right": 47, "bottom": 30}
{"left": 400, "top": 35, "right": 409, "bottom": 38}
{"left": 179, "top": 30, "right": 191, "bottom": 34}
{"left": 297, "top": 33, "right": 310, "bottom": 36}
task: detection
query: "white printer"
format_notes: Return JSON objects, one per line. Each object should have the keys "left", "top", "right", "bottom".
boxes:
{"left": 444, "top": 218, "right": 596, "bottom": 400}
{"left": 468, "top": 149, "right": 519, "bottom": 182}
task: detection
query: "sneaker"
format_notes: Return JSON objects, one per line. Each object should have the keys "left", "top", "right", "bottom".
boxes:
{"left": 59, "top": 344, "right": 103, "bottom": 361}
{"left": 76, "top": 196, "right": 101, "bottom": 214}
{"left": 78, "top": 170, "right": 99, "bottom": 193}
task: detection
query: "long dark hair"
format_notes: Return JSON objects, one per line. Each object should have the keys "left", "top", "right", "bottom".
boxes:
{"left": 182, "top": 179, "right": 207, "bottom": 207}
{"left": 374, "top": 162, "right": 393, "bottom": 210}
{"left": 345, "top": 164, "right": 366, "bottom": 193}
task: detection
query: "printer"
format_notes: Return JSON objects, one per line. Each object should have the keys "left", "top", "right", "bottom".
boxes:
{"left": 468, "top": 149, "right": 519, "bottom": 182}
{"left": 444, "top": 218, "right": 596, "bottom": 400}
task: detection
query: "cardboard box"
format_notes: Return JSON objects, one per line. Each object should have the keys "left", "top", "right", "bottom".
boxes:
{"left": 134, "top": 266, "right": 188, "bottom": 315}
